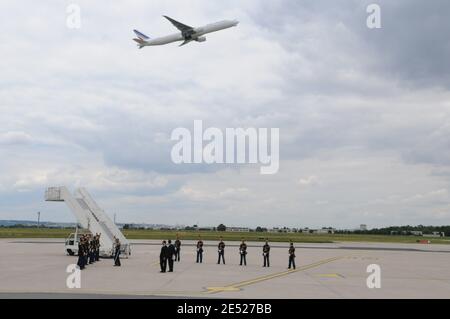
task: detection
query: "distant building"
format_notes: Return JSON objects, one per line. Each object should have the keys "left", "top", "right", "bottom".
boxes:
{"left": 268, "top": 227, "right": 296, "bottom": 233}
{"left": 423, "top": 232, "right": 445, "bottom": 238}
{"left": 226, "top": 227, "right": 250, "bottom": 232}
{"left": 314, "top": 228, "right": 335, "bottom": 234}
{"left": 360, "top": 224, "right": 368, "bottom": 231}
{"left": 300, "top": 227, "right": 335, "bottom": 234}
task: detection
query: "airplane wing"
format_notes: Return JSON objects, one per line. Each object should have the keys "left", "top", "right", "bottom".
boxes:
{"left": 163, "top": 16, "right": 193, "bottom": 33}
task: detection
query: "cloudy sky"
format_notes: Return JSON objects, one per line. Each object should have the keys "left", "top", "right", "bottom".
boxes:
{"left": 0, "top": 0, "right": 449, "bottom": 229}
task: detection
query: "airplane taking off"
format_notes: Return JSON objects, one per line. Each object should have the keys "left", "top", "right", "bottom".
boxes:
{"left": 133, "top": 16, "right": 239, "bottom": 48}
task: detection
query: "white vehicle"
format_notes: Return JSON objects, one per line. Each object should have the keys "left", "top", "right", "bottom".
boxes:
{"left": 133, "top": 16, "right": 239, "bottom": 48}
{"left": 64, "top": 228, "right": 89, "bottom": 256}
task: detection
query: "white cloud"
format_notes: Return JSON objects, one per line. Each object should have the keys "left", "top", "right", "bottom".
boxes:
{"left": 298, "top": 176, "right": 320, "bottom": 187}
{"left": 0, "top": 131, "right": 33, "bottom": 145}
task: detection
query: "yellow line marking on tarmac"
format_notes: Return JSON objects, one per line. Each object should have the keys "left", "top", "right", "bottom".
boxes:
{"left": 204, "top": 256, "right": 345, "bottom": 294}
{"left": 206, "top": 286, "right": 241, "bottom": 293}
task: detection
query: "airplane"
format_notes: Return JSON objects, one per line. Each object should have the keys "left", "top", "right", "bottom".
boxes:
{"left": 133, "top": 16, "right": 239, "bottom": 48}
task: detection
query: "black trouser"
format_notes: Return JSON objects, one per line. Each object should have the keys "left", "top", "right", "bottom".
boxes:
{"left": 168, "top": 257, "right": 174, "bottom": 272}
{"left": 89, "top": 251, "right": 95, "bottom": 264}
{"left": 96, "top": 250, "right": 100, "bottom": 261}
{"left": 240, "top": 253, "right": 247, "bottom": 266}
{"left": 263, "top": 254, "right": 270, "bottom": 267}
{"left": 288, "top": 256, "right": 296, "bottom": 269}
{"left": 77, "top": 254, "right": 85, "bottom": 270}
{"left": 175, "top": 248, "right": 180, "bottom": 261}
{"left": 217, "top": 251, "right": 225, "bottom": 264}
{"left": 160, "top": 257, "right": 167, "bottom": 272}
{"left": 114, "top": 251, "right": 121, "bottom": 266}
{"left": 196, "top": 250, "right": 203, "bottom": 263}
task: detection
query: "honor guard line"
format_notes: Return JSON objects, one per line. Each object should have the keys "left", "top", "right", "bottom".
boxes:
{"left": 45, "top": 186, "right": 131, "bottom": 258}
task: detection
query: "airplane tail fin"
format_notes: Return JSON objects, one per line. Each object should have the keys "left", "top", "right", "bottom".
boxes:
{"left": 133, "top": 38, "right": 146, "bottom": 49}
{"left": 133, "top": 30, "right": 150, "bottom": 49}
{"left": 133, "top": 29, "right": 150, "bottom": 40}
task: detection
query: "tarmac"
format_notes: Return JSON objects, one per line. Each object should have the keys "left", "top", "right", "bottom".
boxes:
{"left": 1, "top": 238, "right": 450, "bottom": 298}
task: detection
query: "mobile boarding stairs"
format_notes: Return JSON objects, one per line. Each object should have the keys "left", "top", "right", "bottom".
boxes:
{"left": 45, "top": 186, "right": 131, "bottom": 258}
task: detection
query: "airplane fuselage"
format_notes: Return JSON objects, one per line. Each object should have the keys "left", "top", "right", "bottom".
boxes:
{"left": 142, "top": 20, "right": 239, "bottom": 46}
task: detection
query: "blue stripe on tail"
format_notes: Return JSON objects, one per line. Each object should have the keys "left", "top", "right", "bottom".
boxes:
{"left": 133, "top": 29, "right": 150, "bottom": 40}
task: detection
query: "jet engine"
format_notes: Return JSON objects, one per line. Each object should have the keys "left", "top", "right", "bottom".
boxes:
{"left": 196, "top": 36, "right": 206, "bottom": 42}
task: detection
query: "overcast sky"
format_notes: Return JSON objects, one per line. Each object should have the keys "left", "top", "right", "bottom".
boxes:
{"left": 0, "top": 0, "right": 449, "bottom": 229}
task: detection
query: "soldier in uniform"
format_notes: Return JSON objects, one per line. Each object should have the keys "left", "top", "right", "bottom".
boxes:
{"left": 83, "top": 235, "right": 89, "bottom": 267}
{"left": 89, "top": 236, "right": 95, "bottom": 264}
{"left": 77, "top": 236, "right": 85, "bottom": 270}
{"left": 160, "top": 240, "right": 168, "bottom": 273}
{"left": 167, "top": 240, "right": 176, "bottom": 272}
{"left": 263, "top": 241, "right": 270, "bottom": 267}
{"left": 174, "top": 236, "right": 181, "bottom": 262}
{"left": 95, "top": 234, "right": 101, "bottom": 261}
{"left": 87, "top": 235, "right": 92, "bottom": 265}
{"left": 114, "top": 238, "right": 121, "bottom": 266}
{"left": 288, "top": 242, "right": 296, "bottom": 270}
{"left": 239, "top": 239, "right": 248, "bottom": 266}
{"left": 217, "top": 237, "right": 225, "bottom": 264}
{"left": 196, "top": 236, "right": 204, "bottom": 263}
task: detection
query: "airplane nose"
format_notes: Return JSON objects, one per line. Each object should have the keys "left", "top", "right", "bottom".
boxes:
{"left": 233, "top": 20, "right": 239, "bottom": 26}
